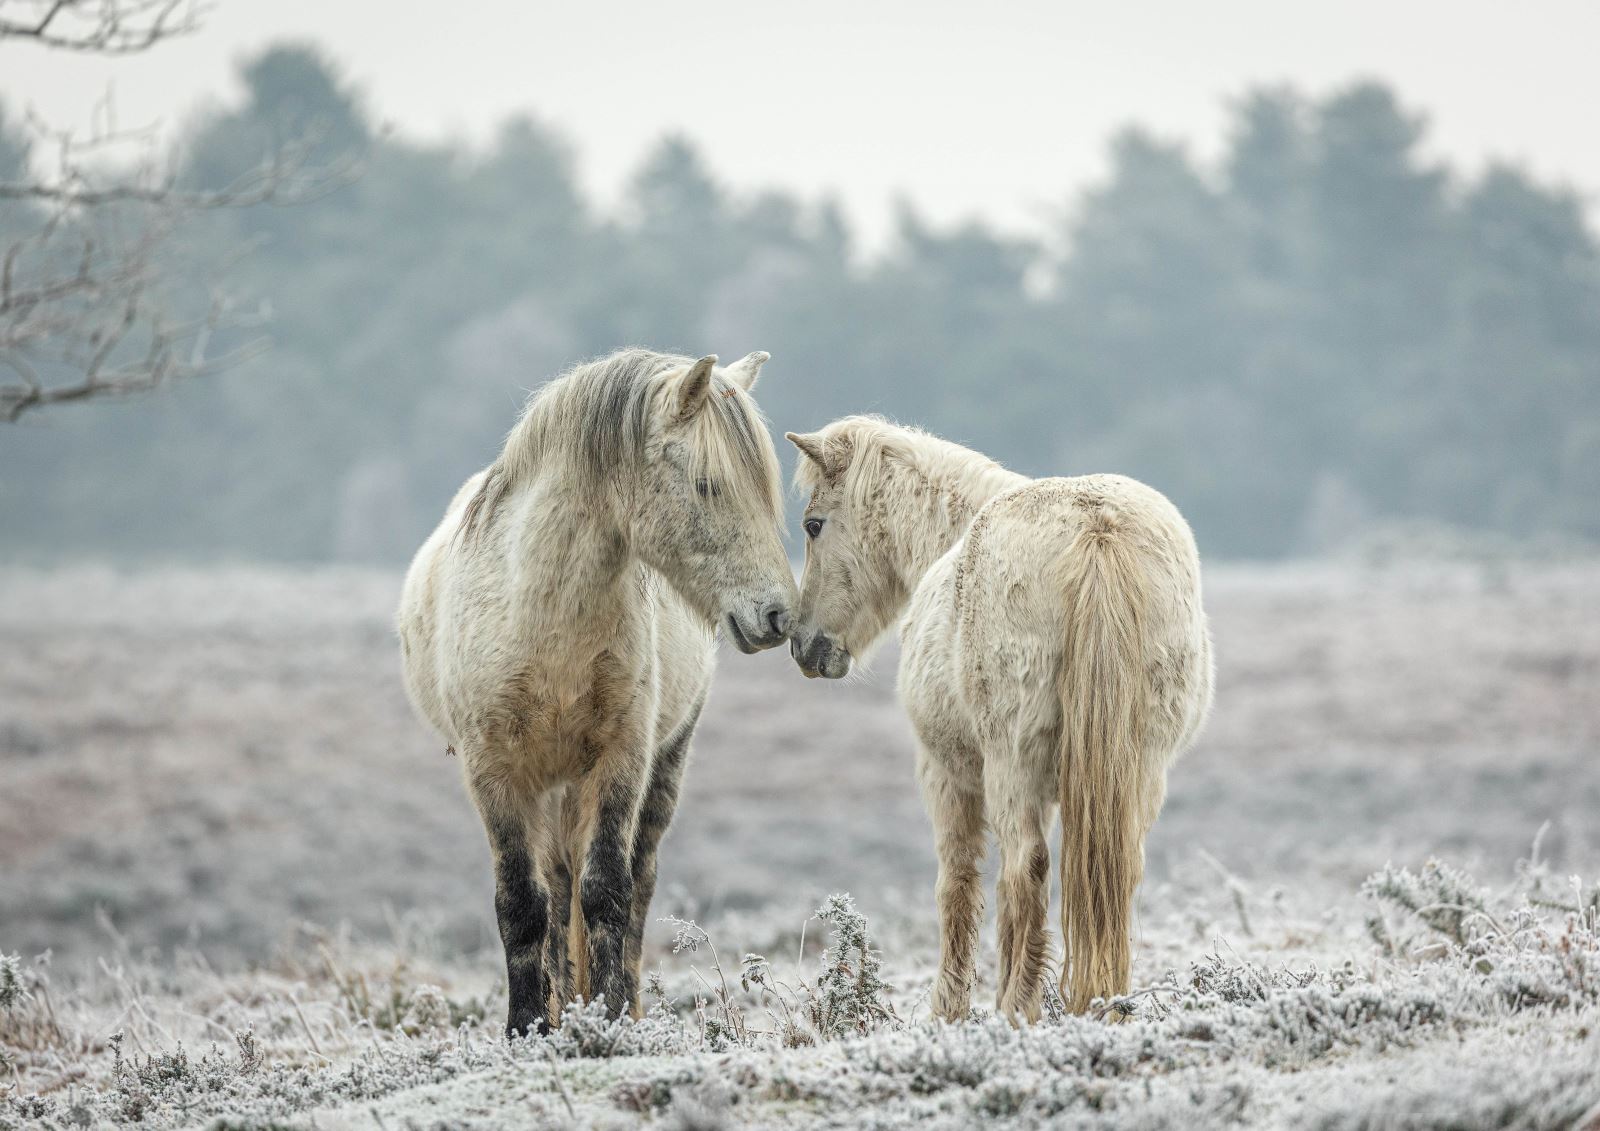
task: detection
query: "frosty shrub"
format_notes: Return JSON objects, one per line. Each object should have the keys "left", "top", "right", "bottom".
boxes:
{"left": 0, "top": 953, "right": 61, "bottom": 1054}
{"left": 807, "top": 894, "right": 896, "bottom": 1038}
{"left": 661, "top": 895, "right": 896, "bottom": 1049}
{"left": 738, "top": 952, "right": 811, "bottom": 1048}
{"left": 546, "top": 994, "right": 689, "bottom": 1060}
{"left": 1364, "top": 857, "right": 1600, "bottom": 1014}
{"left": 665, "top": 914, "right": 754, "bottom": 1049}
{"left": 1363, "top": 858, "right": 1495, "bottom": 949}
{"left": 106, "top": 1029, "right": 269, "bottom": 1124}
{"left": 2, "top": 863, "right": 1597, "bottom": 1128}
{"left": 399, "top": 983, "right": 453, "bottom": 1034}
{"left": 0, "top": 956, "right": 19, "bottom": 1012}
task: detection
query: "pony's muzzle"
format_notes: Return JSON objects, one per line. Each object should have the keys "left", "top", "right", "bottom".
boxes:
{"left": 790, "top": 631, "right": 851, "bottom": 679}
{"left": 724, "top": 602, "right": 791, "bottom": 653}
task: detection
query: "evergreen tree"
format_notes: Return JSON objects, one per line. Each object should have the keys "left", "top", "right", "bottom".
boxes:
{"left": 5, "top": 62, "right": 1597, "bottom": 561}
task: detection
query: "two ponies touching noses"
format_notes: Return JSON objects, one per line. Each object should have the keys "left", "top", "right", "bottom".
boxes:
{"left": 398, "top": 349, "right": 795, "bottom": 1036}
{"left": 397, "top": 347, "right": 1212, "bottom": 1037}
{"left": 785, "top": 417, "right": 1213, "bottom": 1021}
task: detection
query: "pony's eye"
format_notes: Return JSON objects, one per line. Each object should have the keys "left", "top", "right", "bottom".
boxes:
{"left": 804, "top": 517, "right": 824, "bottom": 539}
{"left": 695, "top": 478, "right": 720, "bottom": 498}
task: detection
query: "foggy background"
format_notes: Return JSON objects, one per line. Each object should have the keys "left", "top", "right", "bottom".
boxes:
{"left": 2, "top": 2, "right": 1598, "bottom": 563}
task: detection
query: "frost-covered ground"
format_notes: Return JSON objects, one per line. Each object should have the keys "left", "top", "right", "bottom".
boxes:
{"left": 2, "top": 563, "right": 1598, "bottom": 1129}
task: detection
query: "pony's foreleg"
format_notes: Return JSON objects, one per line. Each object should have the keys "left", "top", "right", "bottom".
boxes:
{"left": 543, "top": 850, "right": 575, "bottom": 1016}
{"left": 569, "top": 751, "right": 647, "bottom": 1019}
{"left": 625, "top": 702, "right": 702, "bottom": 1012}
{"left": 468, "top": 772, "right": 552, "bottom": 1038}
{"left": 534, "top": 790, "right": 572, "bottom": 1021}
{"left": 919, "top": 752, "right": 985, "bottom": 1022}
{"left": 990, "top": 768, "right": 1051, "bottom": 1025}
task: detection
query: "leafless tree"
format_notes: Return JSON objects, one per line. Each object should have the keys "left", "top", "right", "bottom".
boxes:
{"left": 0, "top": 0, "right": 357, "bottom": 422}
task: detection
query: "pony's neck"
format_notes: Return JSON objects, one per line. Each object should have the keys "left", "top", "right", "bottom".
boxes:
{"left": 875, "top": 437, "right": 1028, "bottom": 587}
{"left": 505, "top": 474, "right": 637, "bottom": 642}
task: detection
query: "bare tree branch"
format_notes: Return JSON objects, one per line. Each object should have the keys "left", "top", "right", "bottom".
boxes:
{"left": 0, "top": 0, "right": 204, "bottom": 55}
{"left": 0, "top": 136, "right": 363, "bottom": 209}
{"left": 0, "top": 5, "right": 364, "bottom": 421}
{"left": 0, "top": 182, "right": 279, "bottom": 424}
{"left": 0, "top": 138, "right": 353, "bottom": 421}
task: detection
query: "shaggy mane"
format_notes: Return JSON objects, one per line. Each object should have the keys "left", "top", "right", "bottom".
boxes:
{"left": 795, "top": 415, "right": 1019, "bottom": 516}
{"left": 462, "top": 348, "right": 782, "bottom": 540}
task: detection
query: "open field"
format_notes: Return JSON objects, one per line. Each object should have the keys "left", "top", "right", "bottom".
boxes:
{"left": 2, "top": 563, "right": 1599, "bottom": 1128}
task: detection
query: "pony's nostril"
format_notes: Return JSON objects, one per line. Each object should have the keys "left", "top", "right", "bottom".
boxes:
{"left": 766, "top": 606, "right": 791, "bottom": 639}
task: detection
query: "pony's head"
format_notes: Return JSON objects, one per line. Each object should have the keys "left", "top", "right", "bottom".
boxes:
{"left": 784, "top": 418, "right": 907, "bottom": 678}
{"left": 494, "top": 348, "right": 796, "bottom": 652}
{"left": 630, "top": 351, "right": 796, "bottom": 651}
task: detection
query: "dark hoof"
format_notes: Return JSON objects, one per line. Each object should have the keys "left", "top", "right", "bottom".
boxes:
{"left": 505, "top": 1013, "right": 550, "bottom": 1040}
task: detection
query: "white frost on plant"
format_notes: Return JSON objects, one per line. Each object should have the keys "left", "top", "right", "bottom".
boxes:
{"left": 2, "top": 863, "right": 1598, "bottom": 1129}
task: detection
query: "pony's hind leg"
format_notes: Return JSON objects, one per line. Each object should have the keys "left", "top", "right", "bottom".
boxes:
{"left": 624, "top": 701, "right": 703, "bottom": 1010}
{"left": 919, "top": 751, "right": 985, "bottom": 1022}
{"left": 468, "top": 769, "right": 553, "bottom": 1038}
{"left": 989, "top": 763, "right": 1052, "bottom": 1025}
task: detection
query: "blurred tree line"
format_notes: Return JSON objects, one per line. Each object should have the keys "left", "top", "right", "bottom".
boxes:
{"left": 2, "top": 45, "right": 1596, "bottom": 561}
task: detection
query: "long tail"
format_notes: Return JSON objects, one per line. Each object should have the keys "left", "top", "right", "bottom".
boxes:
{"left": 1056, "top": 525, "right": 1152, "bottom": 1014}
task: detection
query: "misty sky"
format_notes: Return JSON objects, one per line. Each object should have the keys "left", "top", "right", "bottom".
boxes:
{"left": 3, "top": 0, "right": 1597, "bottom": 244}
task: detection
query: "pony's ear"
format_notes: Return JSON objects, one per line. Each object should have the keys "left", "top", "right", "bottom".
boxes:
{"left": 786, "top": 431, "right": 839, "bottom": 479}
{"left": 676, "top": 355, "right": 718, "bottom": 419}
{"left": 725, "top": 350, "right": 770, "bottom": 392}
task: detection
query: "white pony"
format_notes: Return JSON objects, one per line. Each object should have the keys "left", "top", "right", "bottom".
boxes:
{"left": 398, "top": 349, "right": 796, "bottom": 1035}
{"left": 786, "top": 417, "right": 1212, "bottom": 1021}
